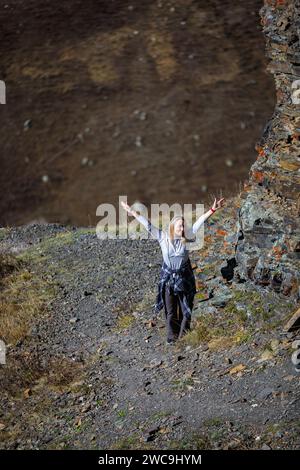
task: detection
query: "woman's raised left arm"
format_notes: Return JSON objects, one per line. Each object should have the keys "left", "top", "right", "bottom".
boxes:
{"left": 192, "top": 197, "right": 225, "bottom": 234}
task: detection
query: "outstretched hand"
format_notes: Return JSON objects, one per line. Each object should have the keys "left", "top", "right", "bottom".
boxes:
{"left": 212, "top": 197, "right": 225, "bottom": 211}
{"left": 121, "top": 201, "right": 137, "bottom": 217}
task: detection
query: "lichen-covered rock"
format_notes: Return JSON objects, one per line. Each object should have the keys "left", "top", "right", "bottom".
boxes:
{"left": 234, "top": 0, "right": 300, "bottom": 300}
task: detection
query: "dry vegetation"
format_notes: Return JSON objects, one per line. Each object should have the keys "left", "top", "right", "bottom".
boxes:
{"left": 0, "top": 253, "right": 56, "bottom": 345}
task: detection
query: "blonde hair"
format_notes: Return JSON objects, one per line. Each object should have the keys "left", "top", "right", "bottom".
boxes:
{"left": 168, "top": 216, "right": 187, "bottom": 244}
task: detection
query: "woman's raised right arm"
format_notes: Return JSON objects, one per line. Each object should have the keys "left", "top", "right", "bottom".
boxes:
{"left": 134, "top": 213, "right": 162, "bottom": 241}
{"left": 121, "top": 201, "right": 163, "bottom": 241}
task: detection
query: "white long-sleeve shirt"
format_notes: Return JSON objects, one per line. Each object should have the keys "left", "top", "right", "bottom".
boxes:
{"left": 135, "top": 211, "right": 212, "bottom": 270}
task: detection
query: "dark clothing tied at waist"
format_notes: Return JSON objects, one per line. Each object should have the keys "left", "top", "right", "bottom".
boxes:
{"left": 154, "top": 258, "right": 196, "bottom": 319}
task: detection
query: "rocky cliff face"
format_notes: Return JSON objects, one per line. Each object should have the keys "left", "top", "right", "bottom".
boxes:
{"left": 234, "top": 0, "right": 300, "bottom": 300}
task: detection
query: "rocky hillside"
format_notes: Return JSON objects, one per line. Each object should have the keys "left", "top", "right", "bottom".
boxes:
{"left": 0, "top": 0, "right": 274, "bottom": 226}
{"left": 0, "top": 0, "right": 299, "bottom": 451}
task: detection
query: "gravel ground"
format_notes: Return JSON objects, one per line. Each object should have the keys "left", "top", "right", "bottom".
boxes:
{"left": 0, "top": 202, "right": 299, "bottom": 450}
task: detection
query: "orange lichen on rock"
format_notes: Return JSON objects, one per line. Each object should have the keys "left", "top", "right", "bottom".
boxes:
{"left": 272, "top": 245, "right": 287, "bottom": 260}
{"left": 251, "top": 170, "right": 265, "bottom": 183}
{"left": 216, "top": 229, "right": 227, "bottom": 237}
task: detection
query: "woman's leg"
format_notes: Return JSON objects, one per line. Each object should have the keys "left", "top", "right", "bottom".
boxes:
{"left": 164, "top": 287, "right": 180, "bottom": 342}
{"left": 178, "top": 314, "right": 191, "bottom": 339}
{"left": 178, "top": 295, "right": 192, "bottom": 339}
